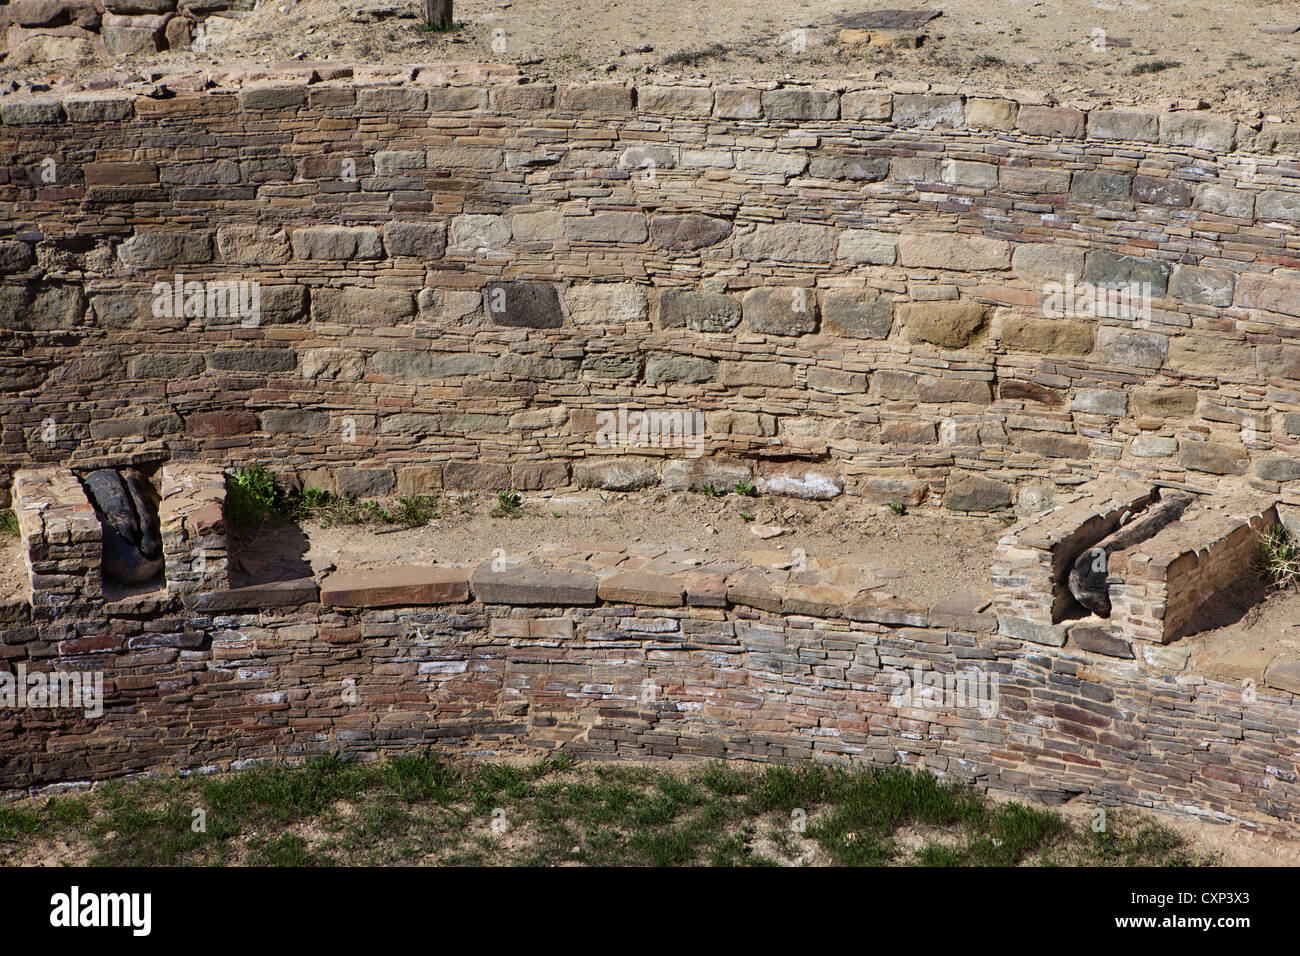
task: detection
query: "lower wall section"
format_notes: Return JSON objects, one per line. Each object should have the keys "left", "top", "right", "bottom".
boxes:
{"left": 2, "top": 601, "right": 1298, "bottom": 834}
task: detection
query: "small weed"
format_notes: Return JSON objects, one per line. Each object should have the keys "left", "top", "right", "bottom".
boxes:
{"left": 662, "top": 43, "right": 728, "bottom": 66}
{"left": 1131, "top": 59, "right": 1181, "bottom": 75}
{"left": 976, "top": 55, "right": 1005, "bottom": 67}
{"left": 491, "top": 491, "right": 523, "bottom": 518}
{"left": 225, "top": 465, "right": 279, "bottom": 528}
{"left": 887, "top": 501, "right": 907, "bottom": 516}
{"left": 1259, "top": 523, "right": 1300, "bottom": 590}
{"left": 739, "top": 511, "right": 753, "bottom": 522}
{"left": 0, "top": 509, "right": 18, "bottom": 537}
{"left": 733, "top": 480, "right": 758, "bottom": 498}
{"left": 699, "top": 483, "right": 721, "bottom": 498}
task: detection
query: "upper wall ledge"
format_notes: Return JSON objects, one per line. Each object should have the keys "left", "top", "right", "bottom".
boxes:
{"left": 0, "top": 61, "right": 1292, "bottom": 156}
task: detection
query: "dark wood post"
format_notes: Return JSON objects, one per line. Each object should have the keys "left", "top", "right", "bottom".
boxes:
{"left": 423, "top": 0, "right": 452, "bottom": 28}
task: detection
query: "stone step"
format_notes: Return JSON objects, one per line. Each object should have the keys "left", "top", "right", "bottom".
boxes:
{"left": 319, "top": 565, "right": 470, "bottom": 608}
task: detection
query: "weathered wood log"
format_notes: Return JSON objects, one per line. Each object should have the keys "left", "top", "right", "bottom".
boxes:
{"left": 1068, "top": 492, "right": 1194, "bottom": 616}
{"left": 82, "top": 469, "right": 163, "bottom": 585}
{"left": 423, "top": 0, "right": 452, "bottom": 28}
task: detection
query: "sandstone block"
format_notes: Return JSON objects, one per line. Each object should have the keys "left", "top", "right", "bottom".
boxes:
{"left": 321, "top": 565, "right": 470, "bottom": 608}
{"left": 1160, "top": 111, "right": 1236, "bottom": 152}
{"left": 290, "top": 226, "right": 383, "bottom": 260}
{"left": 565, "top": 212, "right": 648, "bottom": 243}
{"left": 574, "top": 458, "right": 658, "bottom": 491}
{"left": 821, "top": 288, "right": 893, "bottom": 339}
{"left": 645, "top": 354, "right": 718, "bottom": 385}
{"left": 757, "top": 463, "right": 844, "bottom": 500}
{"left": 837, "top": 229, "right": 896, "bottom": 265}
{"left": 483, "top": 281, "right": 563, "bottom": 328}
{"left": 471, "top": 562, "right": 599, "bottom": 605}
{"left": 897, "top": 232, "right": 1011, "bottom": 270}
{"left": 1087, "top": 109, "right": 1158, "bottom": 143}
{"left": 734, "top": 222, "right": 837, "bottom": 264}
{"left": 1016, "top": 105, "right": 1085, "bottom": 138}
{"left": 1180, "top": 440, "right": 1247, "bottom": 475}
{"left": 443, "top": 462, "right": 510, "bottom": 490}
{"left": 649, "top": 214, "right": 732, "bottom": 251}
{"left": 945, "top": 475, "right": 1011, "bottom": 512}
{"left": 381, "top": 221, "right": 447, "bottom": 258}
{"left": 899, "top": 302, "right": 988, "bottom": 349}
{"left": 658, "top": 288, "right": 739, "bottom": 332}
{"left": 998, "top": 316, "right": 1093, "bottom": 355}
{"left": 742, "top": 286, "right": 818, "bottom": 335}
{"left": 893, "top": 94, "right": 963, "bottom": 128}
{"left": 761, "top": 88, "right": 839, "bottom": 120}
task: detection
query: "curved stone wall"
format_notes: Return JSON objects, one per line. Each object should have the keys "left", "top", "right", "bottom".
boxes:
{"left": 2, "top": 65, "right": 1298, "bottom": 508}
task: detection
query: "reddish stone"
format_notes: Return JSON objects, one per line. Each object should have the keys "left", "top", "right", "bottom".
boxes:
{"left": 186, "top": 410, "right": 259, "bottom": 438}
{"left": 320, "top": 565, "right": 471, "bottom": 608}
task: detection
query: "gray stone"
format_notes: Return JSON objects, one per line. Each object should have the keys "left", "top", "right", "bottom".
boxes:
{"left": 101, "top": 12, "right": 166, "bottom": 55}
{"left": 565, "top": 212, "right": 648, "bottom": 243}
{"left": 1194, "top": 184, "right": 1255, "bottom": 219}
{"left": 311, "top": 286, "right": 416, "bottom": 326}
{"left": 1095, "top": 328, "right": 1167, "bottom": 369}
{"left": 1169, "top": 265, "right": 1234, "bottom": 307}
{"left": 893, "top": 94, "right": 964, "bottom": 128}
{"left": 757, "top": 463, "right": 844, "bottom": 500}
{"left": 261, "top": 409, "right": 329, "bottom": 435}
{"left": 1159, "top": 111, "right": 1237, "bottom": 153}
{"left": 379, "top": 413, "right": 442, "bottom": 437}
{"left": 649, "top": 214, "right": 732, "bottom": 250}
{"left": 661, "top": 457, "right": 752, "bottom": 492}
{"left": 658, "top": 288, "right": 740, "bottom": 332}
{"left": 1254, "top": 457, "right": 1300, "bottom": 482}
{"left": 945, "top": 475, "right": 1012, "bottom": 512}
{"left": 645, "top": 354, "right": 718, "bottom": 385}
{"left": 581, "top": 353, "right": 642, "bottom": 379}
{"left": 734, "top": 222, "right": 837, "bottom": 264}
{"left": 1087, "top": 109, "right": 1158, "bottom": 143}
{"left": 821, "top": 288, "right": 893, "bottom": 339}
{"left": 118, "top": 231, "right": 214, "bottom": 269}
{"left": 1180, "top": 440, "right": 1248, "bottom": 475}
{"left": 301, "top": 349, "right": 364, "bottom": 382}
{"left": 1083, "top": 250, "right": 1169, "bottom": 297}
{"left": 1012, "top": 243, "right": 1087, "bottom": 281}
{"left": 470, "top": 562, "right": 599, "bottom": 606}
{"left": 371, "top": 351, "right": 494, "bottom": 381}
{"left": 1070, "top": 388, "right": 1127, "bottom": 416}
{"left": 1071, "top": 170, "right": 1131, "bottom": 201}
{"left": 129, "top": 353, "right": 205, "bottom": 379}
{"left": 216, "top": 224, "right": 291, "bottom": 265}
{"left": 563, "top": 283, "right": 648, "bottom": 325}
{"left": 809, "top": 154, "right": 889, "bottom": 181}
{"left": 1133, "top": 175, "right": 1193, "bottom": 207}
{"left": 760, "top": 88, "right": 839, "bottom": 120}
{"left": 0, "top": 241, "right": 35, "bottom": 274}
{"left": 483, "top": 281, "right": 563, "bottom": 328}
{"left": 742, "top": 286, "right": 818, "bottom": 335}
{"left": 290, "top": 226, "right": 384, "bottom": 260}
{"left": 449, "top": 214, "right": 511, "bottom": 254}
{"left": 998, "top": 616, "right": 1067, "bottom": 647}
{"left": 337, "top": 467, "right": 395, "bottom": 497}
{"left": 0, "top": 96, "right": 65, "bottom": 125}
{"left": 208, "top": 349, "right": 297, "bottom": 373}
{"left": 574, "top": 458, "right": 659, "bottom": 491}
{"left": 837, "top": 230, "right": 896, "bottom": 265}
{"left": 1131, "top": 435, "right": 1178, "bottom": 458}
{"left": 1070, "top": 626, "right": 1134, "bottom": 658}
{"left": 381, "top": 221, "right": 447, "bottom": 258}
{"left": 1256, "top": 191, "right": 1300, "bottom": 222}
{"left": 941, "top": 159, "right": 998, "bottom": 188}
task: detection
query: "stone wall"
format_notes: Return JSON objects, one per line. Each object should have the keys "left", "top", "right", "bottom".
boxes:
{"left": 2, "top": 65, "right": 1299, "bottom": 511}
{"left": 2, "top": 587, "right": 1298, "bottom": 834}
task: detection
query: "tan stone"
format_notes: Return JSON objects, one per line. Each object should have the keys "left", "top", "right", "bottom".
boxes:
{"left": 899, "top": 302, "right": 989, "bottom": 349}
{"left": 998, "top": 316, "right": 1094, "bottom": 355}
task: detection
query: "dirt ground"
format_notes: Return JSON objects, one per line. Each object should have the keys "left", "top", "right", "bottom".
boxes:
{"left": 8, "top": 0, "right": 1300, "bottom": 116}
{"left": 0, "top": 535, "right": 24, "bottom": 604}
{"left": 234, "top": 489, "right": 1006, "bottom": 606}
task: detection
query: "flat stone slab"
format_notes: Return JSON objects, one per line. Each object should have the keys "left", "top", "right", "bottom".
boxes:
{"left": 471, "top": 562, "right": 599, "bottom": 605}
{"left": 320, "top": 565, "right": 470, "bottom": 608}
{"left": 1069, "top": 624, "right": 1134, "bottom": 659}
{"left": 846, "top": 593, "right": 929, "bottom": 627}
{"left": 597, "top": 571, "right": 684, "bottom": 607}
{"left": 183, "top": 577, "right": 320, "bottom": 613}
{"left": 1266, "top": 660, "right": 1300, "bottom": 695}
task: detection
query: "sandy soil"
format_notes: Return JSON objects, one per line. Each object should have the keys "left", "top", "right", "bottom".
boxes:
{"left": 232, "top": 489, "right": 1006, "bottom": 605}
{"left": 8, "top": 0, "right": 1300, "bottom": 115}
{"left": 0, "top": 535, "right": 25, "bottom": 604}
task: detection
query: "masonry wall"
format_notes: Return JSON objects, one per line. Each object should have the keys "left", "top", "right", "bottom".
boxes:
{"left": 2, "top": 66, "right": 1299, "bottom": 509}
{"left": 1, "top": 596, "right": 1297, "bottom": 834}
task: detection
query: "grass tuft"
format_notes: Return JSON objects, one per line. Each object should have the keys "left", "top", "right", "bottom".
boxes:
{"left": 662, "top": 43, "right": 728, "bottom": 66}
{"left": 0, "top": 509, "right": 18, "bottom": 538}
{"left": 0, "top": 753, "right": 1205, "bottom": 867}
{"left": 1259, "top": 523, "right": 1300, "bottom": 590}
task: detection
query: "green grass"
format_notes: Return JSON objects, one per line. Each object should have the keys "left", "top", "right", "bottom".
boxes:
{"left": 490, "top": 491, "right": 523, "bottom": 519}
{"left": 0, "top": 753, "right": 1206, "bottom": 867}
{"left": 419, "top": 19, "right": 465, "bottom": 33}
{"left": 0, "top": 509, "right": 18, "bottom": 537}
{"left": 225, "top": 464, "right": 280, "bottom": 528}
